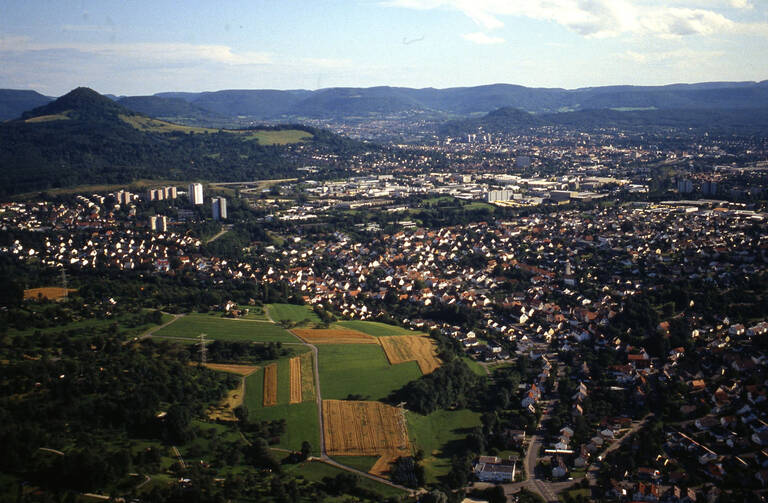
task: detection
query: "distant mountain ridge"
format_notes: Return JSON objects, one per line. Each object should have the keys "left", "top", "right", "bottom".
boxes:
{"left": 4, "top": 81, "right": 768, "bottom": 122}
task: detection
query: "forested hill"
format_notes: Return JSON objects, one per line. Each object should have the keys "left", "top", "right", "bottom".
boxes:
{"left": 0, "top": 87, "right": 359, "bottom": 197}
{"left": 438, "top": 105, "right": 768, "bottom": 136}
{"left": 5, "top": 81, "right": 768, "bottom": 122}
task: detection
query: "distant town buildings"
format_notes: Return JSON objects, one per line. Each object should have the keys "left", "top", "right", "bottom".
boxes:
{"left": 212, "top": 197, "right": 227, "bottom": 221}
{"left": 148, "top": 186, "right": 178, "bottom": 201}
{"left": 114, "top": 190, "right": 138, "bottom": 206}
{"left": 149, "top": 215, "right": 168, "bottom": 232}
{"left": 677, "top": 179, "right": 694, "bottom": 194}
{"left": 189, "top": 183, "right": 204, "bottom": 205}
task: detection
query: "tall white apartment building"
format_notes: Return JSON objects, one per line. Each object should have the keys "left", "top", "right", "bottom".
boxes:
{"left": 188, "top": 183, "right": 204, "bottom": 205}
{"left": 212, "top": 197, "right": 227, "bottom": 221}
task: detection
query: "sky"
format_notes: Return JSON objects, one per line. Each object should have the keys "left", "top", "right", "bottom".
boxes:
{"left": 1, "top": 0, "right": 767, "bottom": 96}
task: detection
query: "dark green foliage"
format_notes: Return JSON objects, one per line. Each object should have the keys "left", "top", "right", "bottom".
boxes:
{"left": 389, "top": 359, "right": 485, "bottom": 414}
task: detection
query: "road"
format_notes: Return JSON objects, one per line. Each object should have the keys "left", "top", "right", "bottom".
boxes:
{"left": 205, "top": 224, "right": 232, "bottom": 244}
{"left": 136, "top": 313, "right": 184, "bottom": 342}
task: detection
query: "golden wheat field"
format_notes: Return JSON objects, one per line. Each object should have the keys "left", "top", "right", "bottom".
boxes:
{"left": 322, "top": 400, "right": 410, "bottom": 456}
{"left": 291, "top": 328, "right": 378, "bottom": 344}
{"left": 263, "top": 363, "right": 278, "bottom": 407}
{"left": 379, "top": 335, "right": 442, "bottom": 374}
{"left": 289, "top": 356, "right": 302, "bottom": 404}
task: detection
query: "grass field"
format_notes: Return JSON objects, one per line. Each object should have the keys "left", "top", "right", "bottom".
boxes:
{"left": 335, "top": 320, "right": 415, "bottom": 337}
{"left": 152, "top": 313, "right": 297, "bottom": 342}
{"left": 462, "top": 357, "right": 488, "bottom": 377}
{"left": 286, "top": 460, "right": 406, "bottom": 498}
{"left": 331, "top": 456, "right": 379, "bottom": 473}
{"left": 317, "top": 344, "right": 422, "bottom": 401}
{"left": 120, "top": 115, "right": 312, "bottom": 145}
{"left": 406, "top": 408, "right": 482, "bottom": 483}
{"left": 293, "top": 328, "right": 378, "bottom": 344}
{"left": 243, "top": 129, "right": 313, "bottom": 145}
{"left": 267, "top": 303, "right": 320, "bottom": 324}
{"left": 25, "top": 113, "right": 70, "bottom": 123}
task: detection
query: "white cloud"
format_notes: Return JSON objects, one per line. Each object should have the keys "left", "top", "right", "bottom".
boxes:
{"left": 729, "top": 0, "right": 752, "bottom": 9}
{"left": 622, "top": 47, "right": 725, "bottom": 63}
{"left": 461, "top": 32, "right": 505, "bottom": 44}
{"left": 0, "top": 38, "right": 273, "bottom": 66}
{"left": 385, "top": 0, "right": 768, "bottom": 38}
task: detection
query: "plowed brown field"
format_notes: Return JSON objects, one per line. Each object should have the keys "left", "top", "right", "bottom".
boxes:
{"left": 322, "top": 400, "right": 410, "bottom": 457}
{"left": 379, "top": 335, "right": 442, "bottom": 374}
{"left": 292, "top": 328, "right": 377, "bottom": 344}
{"left": 289, "top": 356, "right": 302, "bottom": 404}
{"left": 263, "top": 363, "right": 278, "bottom": 407}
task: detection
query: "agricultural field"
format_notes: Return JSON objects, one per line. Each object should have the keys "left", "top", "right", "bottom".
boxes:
{"left": 299, "top": 351, "right": 315, "bottom": 402}
{"left": 292, "top": 328, "right": 377, "bottom": 344}
{"left": 267, "top": 303, "right": 320, "bottom": 324}
{"left": 202, "top": 363, "right": 259, "bottom": 376}
{"left": 289, "top": 356, "right": 302, "bottom": 404}
{"left": 120, "top": 115, "right": 312, "bottom": 145}
{"left": 262, "top": 363, "right": 278, "bottom": 407}
{"left": 406, "top": 408, "right": 482, "bottom": 483}
{"left": 322, "top": 400, "right": 410, "bottom": 458}
{"left": 335, "top": 320, "right": 415, "bottom": 337}
{"left": 23, "top": 287, "right": 77, "bottom": 301}
{"left": 152, "top": 313, "right": 298, "bottom": 342}
{"left": 379, "top": 335, "right": 441, "bottom": 374}
{"left": 200, "top": 363, "right": 260, "bottom": 420}
{"left": 317, "top": 344, "right": 422, "bottom": 401}
{"left": 243, "top": 129, "right": 313, "bottom": 145}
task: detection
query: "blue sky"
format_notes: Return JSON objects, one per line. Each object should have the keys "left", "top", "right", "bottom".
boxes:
{"left": 1, "top": 0, "right": 766, "bottom": 96}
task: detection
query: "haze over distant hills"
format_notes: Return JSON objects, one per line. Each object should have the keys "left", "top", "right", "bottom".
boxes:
{"left": 2, "top": 81, "right": 768, "bottom": 122}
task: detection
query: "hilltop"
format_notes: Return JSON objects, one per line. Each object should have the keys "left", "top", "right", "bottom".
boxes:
{"left": 0, "top": 87, "right": 356, "bottom": 196}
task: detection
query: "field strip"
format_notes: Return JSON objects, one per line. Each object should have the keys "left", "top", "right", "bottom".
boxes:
{"left": 379, "top": 335, "right": 441, "bottom": 374}
{"left": 202, "top": 363, "right": 259, "bottom": 376}
{"left": 263, "top": 363, "right": 278, "bottom": 407}
{"left": 289, "top": 356, "right": 302, "bottom": 404}
{"left": 300, "top": 351, "right": 315, "bottom": 401}
{"left": 292, "top": 328, "right": 378, "bottom": 344}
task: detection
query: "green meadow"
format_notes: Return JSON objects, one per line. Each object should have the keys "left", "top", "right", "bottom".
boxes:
{"left": 317, "top": 344, "right": 422, "bottom": 401}
{"left": 406, "top": 408, "right": 482, "bottom": 483}
{"left": 267, "top": 303, "right": 321, "bottom": 324}
{"left": 152, "top": 313, "right": 298, "bottom": 342}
